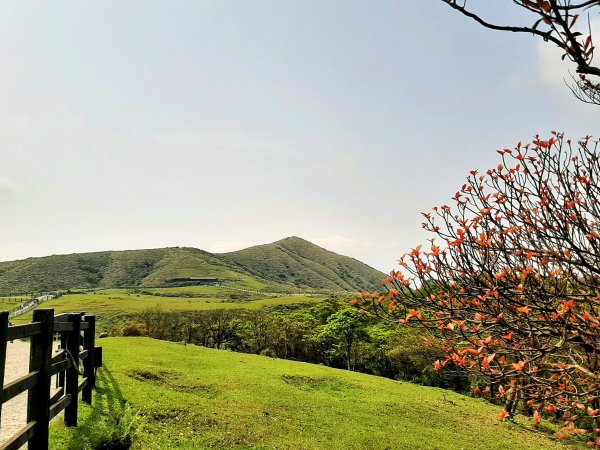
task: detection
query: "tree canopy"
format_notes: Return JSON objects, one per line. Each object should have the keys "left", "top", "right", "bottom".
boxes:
{"left": 355, "top": 133, "right": 600, "bottom": 445}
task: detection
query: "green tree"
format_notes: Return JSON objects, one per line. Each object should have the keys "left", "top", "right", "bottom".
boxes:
{"left": 269, "top": 310, "right": 318, "bottom": 360}
{"left": 318, "top": 308, "right": 369, "bottom": 371}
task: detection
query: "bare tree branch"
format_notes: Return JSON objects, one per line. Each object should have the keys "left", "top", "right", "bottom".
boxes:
{"left": 441, "top": 0, "right": 600, "bottom": 105}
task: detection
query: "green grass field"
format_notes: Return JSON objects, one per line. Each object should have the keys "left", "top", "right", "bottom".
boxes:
{"left": 0, "top": 301, "right": 22, "bottom": 311}
{"left": 11, "top": 289, "right": 323, "bottom": 328}
{"left": 0, "top": 296, "right": 29, "bottom": 311}
{"left": 49, "top": 338, "right": 578, "bottom": 450}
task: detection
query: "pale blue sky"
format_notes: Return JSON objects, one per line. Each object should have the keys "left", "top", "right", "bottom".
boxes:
{"left": 0, "top": 1, "right": 598, "bottom": 272}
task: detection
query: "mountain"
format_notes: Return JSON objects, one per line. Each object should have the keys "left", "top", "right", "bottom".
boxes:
{"left": 0, "top": 237, "right": 386, "bottom": 294}
{"left": 0, "top": 247, "right": 255, "bottom": 294}
{"left": 219, "top": 236, "right": 385, "bottom": 292}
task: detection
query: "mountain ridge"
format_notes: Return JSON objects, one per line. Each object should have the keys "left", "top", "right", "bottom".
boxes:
{"left": 0, "top": 237, "right": 386, "bottom": 293}
{"left": 219, "top": 236, "right": 385, "bottom": 292}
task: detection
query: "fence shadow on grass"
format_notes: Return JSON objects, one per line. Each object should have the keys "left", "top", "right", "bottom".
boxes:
{"left": 61, "top": 366, "right": 142, "bottom": 450}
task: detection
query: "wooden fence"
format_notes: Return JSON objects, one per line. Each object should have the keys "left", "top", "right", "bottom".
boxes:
{"left": 0, "top": 309, "right": 102, "bottom": 450}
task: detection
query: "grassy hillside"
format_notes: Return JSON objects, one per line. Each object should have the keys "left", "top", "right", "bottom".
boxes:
{"left": 0, "top": 247, "right": 263, "bottom": 293}
{"left": 11, "top": 288, "right": 323, "bottom": 329}
{"left": 0, "top": 237, "right": 385, "bottom": 294}
{"left": 0, "top": 295, "right": 28, "bottom": 310}
{"left": 50, "top": 338, "right": 576, "bottom": 450}
{"left": 220, "top": 237, "right": 386, "bottom": 292}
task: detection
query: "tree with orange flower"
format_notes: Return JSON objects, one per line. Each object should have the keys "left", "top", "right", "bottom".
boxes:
{"left": 355, "top": 133, "right": 600, "bottom": 445}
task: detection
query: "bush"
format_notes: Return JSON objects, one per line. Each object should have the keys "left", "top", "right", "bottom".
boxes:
{"left": 120, "top": 322, "right": 147, "bottom": 337}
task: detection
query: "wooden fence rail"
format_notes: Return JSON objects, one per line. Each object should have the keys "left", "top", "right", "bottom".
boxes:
{"left": 0, "top": 309, "right": 102, "bottom": 450}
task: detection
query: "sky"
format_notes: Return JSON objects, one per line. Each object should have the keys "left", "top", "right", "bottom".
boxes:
{"left": 0, "top": 1, "right": 598, "bottom": 273}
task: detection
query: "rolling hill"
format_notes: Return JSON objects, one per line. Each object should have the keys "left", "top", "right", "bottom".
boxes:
{"left": 0, "top": 247, "right": 257, "bottom": 294}
{"left": 0, "top": 237, "right": 386, "bottom": 293}
{"left": 220, "top": 236, "right": 386, "bottom": 292}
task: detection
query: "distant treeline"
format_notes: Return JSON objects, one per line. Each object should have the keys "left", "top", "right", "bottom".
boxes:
{"left": 119, "top": 298, "right": 469, "bottom": 391}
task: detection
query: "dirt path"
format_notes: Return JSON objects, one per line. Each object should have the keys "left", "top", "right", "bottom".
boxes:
{"left": 0, "top": 340, "right": 31, "bottom": 446}
{"left": 0, "top": 340, "right": 61, "bottom": 448}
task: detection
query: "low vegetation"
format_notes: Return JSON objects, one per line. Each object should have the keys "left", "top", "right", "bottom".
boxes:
{"left": 15, "top": 287, "right": 457, "bottom": 389}
{"left": 7, "top": 234, "right": 585, "bottom": 447}
{"left": 0, "top": 237, "right": 385, "bottom": 294}
{"left": 49, "top": 338, "right": 576, "bottom": 449}
{"left": 0, "top": 295, "right": 29, "bottom": 310}
{"left": 221, "top": 236, "right": 385, "bottom": 291}
{"left": 11, "top": 288, "right": 323, "bottom": 331}
{"left": 122, "top": 297, "right": 464, "bottom": 390}
{"left": 0, "top": 247, "right": 257, "bottom": 293}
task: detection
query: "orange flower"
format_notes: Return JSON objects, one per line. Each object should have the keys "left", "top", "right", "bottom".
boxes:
{"left": 405, "top": 309, "right": 419, "bottom": 319}
{"left": 502, "top": 331, "right": 514, "bottom": 341}
{"left": 497, "top": 409, "right": 510, "bottom": 419}
{"left": 517, "top": 306, "right": 532, "bottom": 315}
{"left": 482, "top": 353, "right": 496, "bottom": 370}
{"left": 511, "top": 361, "right": 526, "bottom": 371}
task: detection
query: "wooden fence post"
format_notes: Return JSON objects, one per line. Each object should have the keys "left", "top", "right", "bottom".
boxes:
{"left": 27, "top": 308, "right": 54, "bottom": 450}
{"left": 0, "top": 311, "right": 8, "bottom": 429}
{"left": 82, "top": 314, "right": 96, "bottom": 403}
{"left": 64, "top": 313, "right": 81, "bottom": 427}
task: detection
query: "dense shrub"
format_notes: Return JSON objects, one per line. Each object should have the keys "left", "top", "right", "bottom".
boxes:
{"left": 120, "top": 322, "right": 147, "bottom": 337}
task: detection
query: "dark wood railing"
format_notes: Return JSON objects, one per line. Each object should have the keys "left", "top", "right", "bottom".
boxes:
{"left": 0, "top": 309, "right": 102, "bottom": 450}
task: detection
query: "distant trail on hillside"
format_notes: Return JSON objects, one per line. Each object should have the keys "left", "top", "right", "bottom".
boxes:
{"left": 8, "top": 294, "right": 58, "bottom": 319}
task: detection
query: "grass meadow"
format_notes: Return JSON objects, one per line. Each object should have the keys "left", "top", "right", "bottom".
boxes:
{"left": 49, "top": 337, "right": 578, "bottom": 450}
{"left": 11, "top": 288, "right": 324, "bottom": 328}
{"left": 0, "top": 296, "right": 29, "bottom": 310}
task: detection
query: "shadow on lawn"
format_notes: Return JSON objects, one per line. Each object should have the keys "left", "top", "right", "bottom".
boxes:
{"left": 65, "top": 366, "right": 143, "bottom": 450}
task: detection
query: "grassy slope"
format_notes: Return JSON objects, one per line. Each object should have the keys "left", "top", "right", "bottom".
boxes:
{"left": 221, "top": 237, "right": 386, "bottom": 292}
{"left": 0, "top": 237, "right": 384, "bottom": 294}
{"left": 50, "top": 338, "right": 575, "bottom": 450}
{"left": 11, "top": 289, "right": 323, "bottom": 328}
{"left": 0, "top": 296, "right": 28, "bottom": 310}
{"left": 138, "top": 249, "right": 267, "bottom": 289}
{"left": 0, "top": 248, "right": 264, "bottom": 293}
